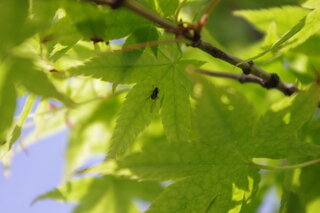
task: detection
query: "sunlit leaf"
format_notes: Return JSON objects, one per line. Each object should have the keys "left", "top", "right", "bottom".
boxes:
{"left": 234, "top": 7, "right": 309, "bottom": 34}
{"left": 66, "top": 96, "right": 119, "bottom": 176}
{"left": 124, "top": 26, "right": 159, "bottom": 56}
{"left": 303, "top": 0, "right": 320, "bottom": 9}
{"left": 108, "top": 81, "right": 159, "bottom": 158}
{"left": 64, "top": 1, "right": 151, "bottom": 41}
{"left": 119, "top": 80, "right": 320, "bottom": 212}
{"left": 252, "top": 84, "right": 320, "bottom": 158}
{"left": 0, "top": 64, "right": 17, "bottom": 144}
{"left": 12, "top": 57, "right": 74, "bottom": 106}
{"left": 0, "top": 0, "right": 34, "bottom": 55}
{"left": 69, "top": 51, "right": 170, "bottom": 84}
{"left": 237, "top": 8, "right": 320, "bottom": 61}
{"left": 157, "top": 0, "right": 179, "bottom": 17}
{"left": 6, "top": 94, "right": 36, "bottom": 149}
{"left": 35, "top": 176, "right": 162, "bottom": 213}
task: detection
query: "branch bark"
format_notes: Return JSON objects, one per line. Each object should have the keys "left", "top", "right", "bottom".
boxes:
{"left": 190, "top": 67, "right": 265, "bottom": 87}
{"left": 84, "top": 0, "right": 298, "bottom": 96}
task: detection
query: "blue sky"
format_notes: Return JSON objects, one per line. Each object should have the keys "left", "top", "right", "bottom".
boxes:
{"left": 0, "top": 129, "right": 75, "bottom": 213}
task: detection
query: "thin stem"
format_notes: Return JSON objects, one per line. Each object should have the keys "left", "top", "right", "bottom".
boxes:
{"left": 198, "top": 0, "right": 220, "bottom": 29}
{"left": 190, "top": 66, "right": 265, "bottom": 86}
{"left": 113, "top": 38, "right": 185, "bottom": 53}
{"left": 174, "top": 0, "right": 187, "bottom": 21}
{"left": 251, "top": 158, "right": 320, "bottom": 171}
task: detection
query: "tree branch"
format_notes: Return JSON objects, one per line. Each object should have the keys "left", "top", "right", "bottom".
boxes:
{"left": 192, "top": 40, "right": 298, "bottom": 95}
{"left": 84, "top": 0, "right": 299, "bottom": 96}
{"left": 189, "top": 66, "right": 265, "bottom": 87}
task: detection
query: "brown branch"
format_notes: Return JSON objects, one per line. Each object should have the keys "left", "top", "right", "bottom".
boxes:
{"left": 115, "top": 38, "right": 184, "bottom": 53}
{"left": 84, "top": 0, "right": 299, "bottom": 96}
{"left": 190, "top": 67, "right": 265, "bottom": 87}
{"left": 83, "top": 0, "right": 124, "bottom": 9}
{"left": 192, "top": 40, "right": 298, "bottom": 95}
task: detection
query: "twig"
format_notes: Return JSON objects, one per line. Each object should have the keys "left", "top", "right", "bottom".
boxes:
{"left": 192, "top": 40, "right": 298, "bottom": 95}
{"left": 114, "top": 38, "right": 185, "bottom": 53}
{"left": 84, "top": 0, "right": 299, "bottom": 96}
{"left": 198, "top": 0, "right": 221, "bottom": 30}
{"left": 189, "top": 66, "right": 265, "bottom": 87}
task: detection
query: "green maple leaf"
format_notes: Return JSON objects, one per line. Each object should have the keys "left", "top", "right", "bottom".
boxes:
{"left": 157, "top": 0, "right": 179, "bottom": 17}
{"left": 5, "top": 94, "right": 36, "bottom": 150}
{"left": 138, "top": 0, "right": 179, "bottom": 18}
{"left": 292, "top": 164, "right": 320, "bottom": 211}
{"left": 251, "top": 84, "right": 320, "bottom": 158}
{"left": 159, "top": 60, "right": 195, "bottom": 142}
{"left": 64, "top": 0, "right": 151, "bottom": 41}
{"left": 31, "top": 0, "right": 62, "bottom": 31}
{"left": 13, "top": 57, "right": 74, "bottom": 107}
{"left": 118, "top": 80, "right": 320, "bottom": 212}
{"left": 234, "top": 6, "right": 309, "bottom": 35}
{"left": 119, "top": 81, "right": 260, "bottom": 212}
{"left": 0, "top": 57, "right": 72, "bottom": 149}
{"left": 66, "top": 96, "right": 119, "bottom": 176}
{"left": 69, "top": 50, "right": 171, "bottom": 84}
{"left": 303, "top": 0, "right": 320, "bottom": 9}
{"left": 108, "top": 80, "right": 160, "bottom": 158}
{"left": 0, "top": 0, "right": 34, "bottom": 56}
{"left": 235, "top": 5, "right": 320, "bottom": 61}
{"left": 34, "top": 176, "right": 162, "bottom": 213}
{"left": 278, "top": 163, "right": 320, "bottom": 212}
{"left": 107, "top": 44, "right": 203, "bottom": 157}
{"left": 0, "top": 64, "right": 17, "bottom": 144}
{"left": 124, "top": 26, "right": 159, "bottom": 57}
{"left": 71, "top": 34, "right": 204, "bottom": 157}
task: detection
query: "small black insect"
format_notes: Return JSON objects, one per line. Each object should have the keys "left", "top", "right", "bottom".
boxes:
{"left": 150, "top": 87, "right": 159, "bottom": 100}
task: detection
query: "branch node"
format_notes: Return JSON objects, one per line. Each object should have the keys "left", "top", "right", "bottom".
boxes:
{"left": 264, "top": 73, "right": 280, "bottom": 89}
{"left": 110, "top": 0, "right": 126, "bottom": 9}
{"left": 90, "top": 37, "right": 104, "bottom": 43}
{"left": 242, "top": 61, "right": 254, "bottom": 75}
{"left": 283, "top": 85, "right": 299, "bottom": 96}
{"left": 238, "top": 75, "right": 246, "bottom": 84}
{"left": 192, "top": 30, "right": 201, "bottom": 44}
{"left": 191, "top": 39, "right": 201, "bottom": 47}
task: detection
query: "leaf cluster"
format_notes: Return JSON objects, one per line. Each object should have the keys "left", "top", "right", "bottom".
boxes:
{"left": 1, "top": 0, "right": 320, "bottom": 212}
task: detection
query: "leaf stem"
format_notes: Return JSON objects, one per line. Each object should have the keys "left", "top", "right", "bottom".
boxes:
{"left": 114, "top": 38, "right": 185, "bottom": 53}
{"left": 189, "top": 66, "right": 265, "bottom": 87}
{"left": 251, "top": 158, "right": 320, "bottom": 171}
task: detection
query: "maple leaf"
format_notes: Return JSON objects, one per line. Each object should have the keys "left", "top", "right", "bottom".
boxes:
{"left": 71, "top": 34, "right": 203, "bottom": 158}
{"left": 118, "top": 80, "right": 320, "bottom": 212}
{"left": 34, "top": 176, "right": 162, "bottom": 213}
